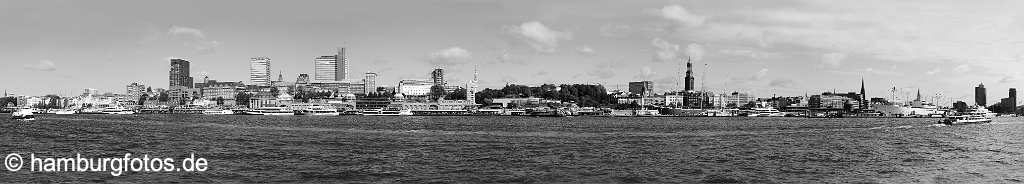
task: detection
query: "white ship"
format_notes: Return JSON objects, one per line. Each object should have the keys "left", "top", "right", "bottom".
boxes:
{"left": 362, "top": 108, "right": 412, "bottom": 116}
{"left": 296, "top": 106, "right": 340, "bottom": 116}
{"left": 201, "top": 109, "right": 234, "bottom": 115}
{"left": 101, "top": 107, "right": 135, "bottom": 115}
{"left": 748, "top": 107, "right": 784, "bottom": 117}
{"left": 246, "top": 107, "right": 295, "bottom": 115}
{"left": 11, "top": 109, "right": 36, "bottom": 121}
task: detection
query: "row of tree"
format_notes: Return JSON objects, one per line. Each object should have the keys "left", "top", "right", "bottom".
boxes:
{"left": 475, "top": 84, "right": 615, "bottom": 107}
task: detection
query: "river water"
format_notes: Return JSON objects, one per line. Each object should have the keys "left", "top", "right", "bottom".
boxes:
{"left": 1, "top": 115, "right": 1022, "bottom": 183}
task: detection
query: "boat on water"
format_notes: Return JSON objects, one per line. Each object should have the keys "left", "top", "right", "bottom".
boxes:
{"left": 11, "top": 109, "right": 36, "bottom": 121}
{"left": 246, "top": 107, "right": 295, "bottom": 115}
{"left": 296, "top": 106, "right": 340, "bottom": 116}
{"left": 52, "top": 109, "right": 76, "bottom": 115}
{"left": 101, "top": 107, "right": 136, "bottom": 115}
{"left": 201, "top": 109, "right": 234, "bottom": 115}
{"left": 748, "top": 107, "right": 785, "bottom": 117}
{"left": 941, "top": 109, "right": 994, "bottom": 125}
{"left": 362, "top": 108, "right": 413, "bottom": 116}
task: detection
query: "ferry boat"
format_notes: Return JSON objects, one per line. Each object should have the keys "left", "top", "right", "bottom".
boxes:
{"left": 296, "top": 107, "right": 340, "bottom": 116}
{"left": 362, "top": 108, "right": 412, "bottom": 116}
{"left": 52, "top": 109, "right": 76, "bottom": 115}
{"left": 11, "top": 109, "right": 36, "bottom": 121}
{"left": 246, "top": 107, "right": 295, "bottom": 115}
{"left": 102, "top": 107, "right": 136, "bottom": 115}
{"left": 941, "top": 109, "right": 994, "bottom": 125}
{"left": 748, "top": 107, "right": 784, "bottom": 117}
{"left": 201, "top": 109, "right": 234, "bottom": 115}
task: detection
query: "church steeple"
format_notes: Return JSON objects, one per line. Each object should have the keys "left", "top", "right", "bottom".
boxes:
{"left": 860, "top": 78, "right": 867, "bottom": 109}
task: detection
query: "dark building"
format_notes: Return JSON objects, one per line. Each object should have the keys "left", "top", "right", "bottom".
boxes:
{"left": 975, "top": 83, "right": 986, "bottom": 106}
{"left": 684, "top": 57, "right": 695, "bottom": 91}
{"left": 1008, "top": 88, "right": 1017, "bottom": 113}
{"left": 169, "top": 58, "right": 193, "bottom": 88}
{"left": 860, "top": 78, "right": 867, "bottom": 109}
{"left": 431, "top": 68, "right": 445, "bottom": 86}
{"left": 953, "top": 101, "right": 968, "bottom": 112}
{"left": 628, "top": 81, "right": 653, "bottom": 97}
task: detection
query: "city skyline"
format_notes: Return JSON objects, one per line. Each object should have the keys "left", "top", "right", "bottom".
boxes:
{"left": 5, "top": 0, "right": 1024, "bottom": 105}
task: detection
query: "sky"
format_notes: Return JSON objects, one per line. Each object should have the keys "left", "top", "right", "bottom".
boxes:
{"left": 3, "top": 0, "right": 1024, "bottom": 105}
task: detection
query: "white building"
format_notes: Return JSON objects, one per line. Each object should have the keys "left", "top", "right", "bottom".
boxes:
{"left": 398, "top": 79, "right": 432, "bottom": 96}
{"left": 313, "top": 48, "right": 347, "bottom": 81}
{"left": 250, "top": 57, "right": 272, "bottom": 86}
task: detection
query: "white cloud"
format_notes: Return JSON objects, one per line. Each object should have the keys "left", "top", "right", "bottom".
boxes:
{"left": 651, "top": 38, "right": 680, "bottom": 62}
{"left": 769, "top": 79, "right": 797, "bottom": 88}
{"left": 636, "top": 66, "right": 656, "bottom": 79}
{"left": 752, "top": 68, "right": 768, "bottom": 80}
{"left": 507, "top": 21, "right": 572, "bottom": 53}
{"left": 168, "top": 26, "right": 205, "bottom": 38}
{"left": 166, "top": 25, "right": 219, "bottom": 54}
{"left": 926, "top": 68, "right": 941, "bottom": 75}
{"left": 953, "top": 64, "right": 971, "bottom": 74}
{"left": 23, "top": 60, "right": 56, "bottom": 71}
{"left": 659, "top": 4, "right": 706, "bottom": 27}
{"left": 578, "top": 46, "right": 595, "bottom": 54}
{"left": 822, "top": 52, "right": 846, "bottom": 68}
{"left": 428, "top": 47, "right": 472, "bottom": 66}
{"left": 686, "top": 43, "right": 705, "bottom": 61}
{"left": 999, "top": 74, "right": 1018, "bottom": 83}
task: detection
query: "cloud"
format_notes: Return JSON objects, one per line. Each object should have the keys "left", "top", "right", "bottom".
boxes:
{"left": 718, "top": 49, "right": 781, "bottom": 60}
{"left": 751, "top": 68, "right": 768, "bottom": 80}
{"left": 999, "top": 74, "right": 1018, "bottom": 83}
{"left": 588, "top": 60, "right": 617, "bottom": 79}
{"left": 651, "top": 38, "right": 681, "bottom": 62}
{"left": 686, "top": 43, "right": 705, "bottom": 61}
{"left": 822, "top": 52, "right": 846, "bottom": 68}
{"left": 953, "top": 64, "right": 971, "bottom": 74}
{"left": 23, "top": 60, "right": 57, "bottom": 71}
{"left": 635, "top": 66, "right": 657, "bottom": 80}
{"left": 658, "top": 4, "right": 706, "bottom": 27}
{"left": 428, "top": 47, "right": 472, "bottom": 66}
{"left": 769, "top": 79, "right": 798, "bottom": 88}
{"left": 577, "top": 46, "right": 595, "bottom": 54}
{"left": 507, "top": 21, "right": 573, "bottom": 52}
{"left": 168, "top": 26, "right": 205, "bottom": 38}
{"left": 925, "top": 68, "right": 941, "bottom": 75}
{"left": 166, "top": 25, "right": 220, "bottom": 54}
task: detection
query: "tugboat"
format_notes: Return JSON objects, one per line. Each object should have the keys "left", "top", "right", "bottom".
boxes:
{"left": 11, "top": 109, "right": 36, "bottom": 121}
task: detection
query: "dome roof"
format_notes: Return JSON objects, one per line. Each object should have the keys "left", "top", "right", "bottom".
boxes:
{"left": 393, "top": 93, "right": 405, "bottom": 98}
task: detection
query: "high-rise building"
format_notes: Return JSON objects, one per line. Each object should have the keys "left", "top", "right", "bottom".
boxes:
{"left": 975, "top": 83, "right": 986, "bottom": 106}
{"left": 313, "top": 48, "right": 348, "bottom": 81}
{"left": 684, "top": 57, "right": 695, "bottom": 91}
{"left": 1009, "top": 88, "right": 1017, "bottom": 113}
{"left": 431, "top": 68, "right": 445, "bottom": 86}
{"left": 468, "top": 65, "right": 479, "bottom": 105}
{"left": 250, "top": 57, "right": 271, "bottom": 86}
{"left": 363, "top": 72, "right": 378, "bottom": 94}
{"left": 629, "top": 81, "right": 654, "bottom": 97}
{"left": 126, "top": 83, "right": 146, "bottom": 99}
{"left": 169, "top": 58, "right": 193, "bottom": 88}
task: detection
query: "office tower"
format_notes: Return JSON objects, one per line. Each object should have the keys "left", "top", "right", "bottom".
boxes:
{"left": 363, "top": 72, "right": 378, "bottom": 94}
{"left": 1010, "top": 88, "right": 1017, "bottom": 112}
{"left": 431, "top": 68, "right": 445, "bottom": 86}
{"left": 629, "top": 81, "right": 654, "bottom": 97}
{"left": 169, "top": 58, "right": 193, "bottom": 88}
{"left": 314, "top": 48, "right": 347, "bottom": 81}
{"left": 975, "top": 83, "right": 986, "bottom": 106}
{"left": 684, "top": 57, "right": 694, "bottom": 91}
{"left": 127, "top": 83, "right": 146, "bottom": 98}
